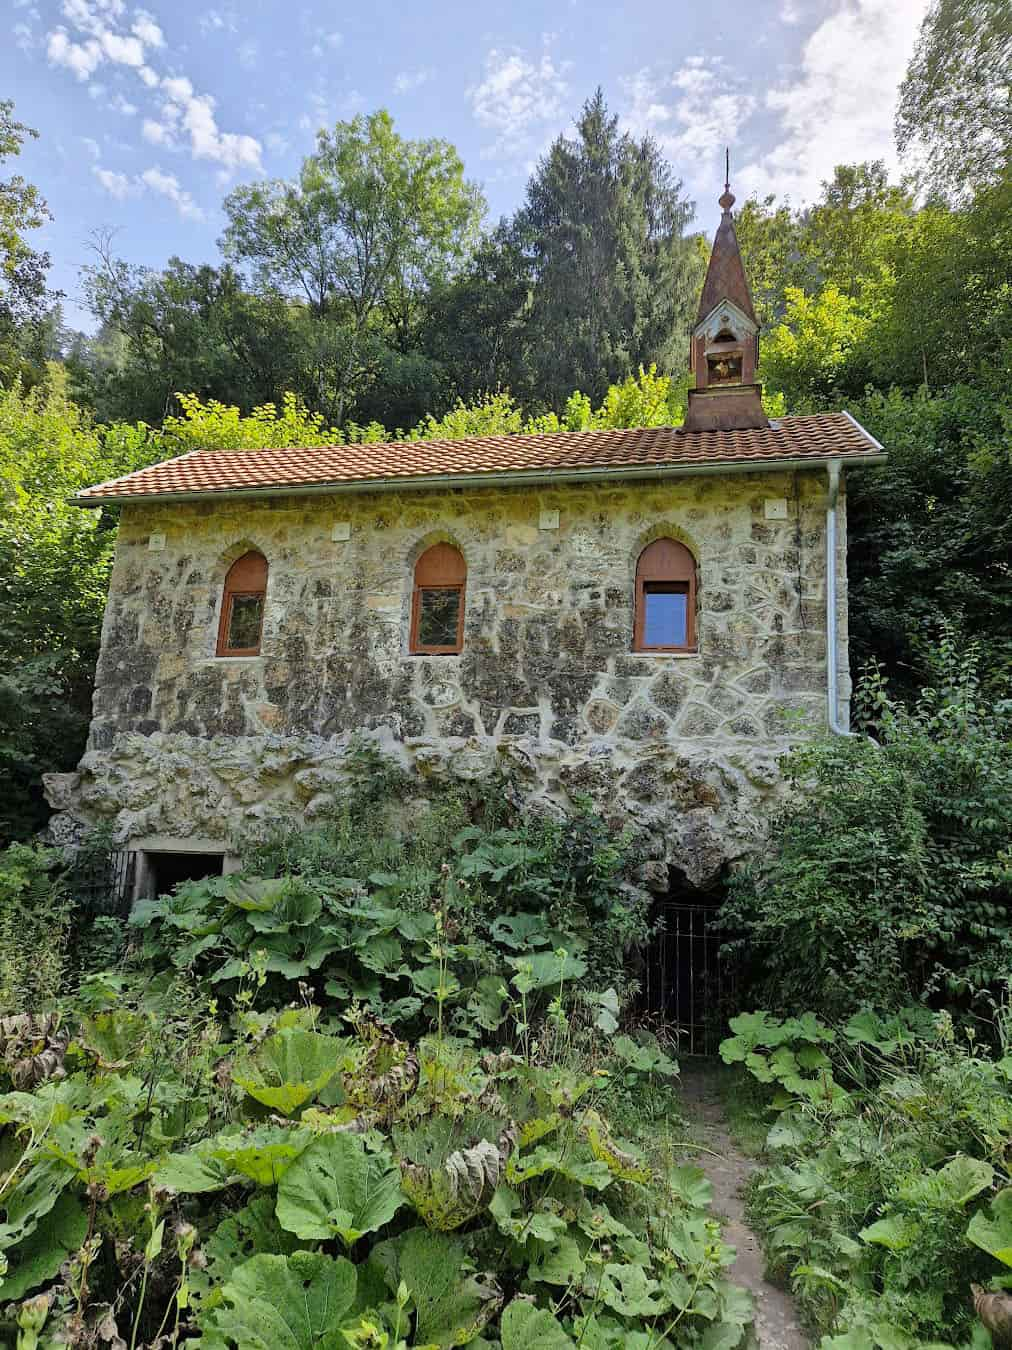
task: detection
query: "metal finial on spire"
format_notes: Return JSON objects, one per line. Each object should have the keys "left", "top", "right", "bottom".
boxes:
{"left": 719, "top": 146, "right": 735, "bottom": 213}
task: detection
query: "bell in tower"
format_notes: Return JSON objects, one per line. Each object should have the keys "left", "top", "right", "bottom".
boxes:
{"left": 682, "top": 156, "right": 769, "bottom": 434}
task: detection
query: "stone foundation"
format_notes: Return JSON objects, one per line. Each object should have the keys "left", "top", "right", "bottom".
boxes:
{"left": 45, "top": 726, "right": 793, "bottom": 888}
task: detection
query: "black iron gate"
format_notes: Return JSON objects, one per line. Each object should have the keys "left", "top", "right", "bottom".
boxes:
{"left": 70, "top": 849, "right": 136, "bottom": 917}
{"left": 643, "top": 902, "right": 739, "bottom": 1056}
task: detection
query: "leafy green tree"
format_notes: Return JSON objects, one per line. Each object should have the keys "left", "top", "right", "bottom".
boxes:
{"left": 761, "top": 285, "right": 872, "bottom": 407}
{"left": 863, "top": 176, "right": 1012, "bottom": 391}
{"left": 734, "top": 195, "right": 810, "bottom": 329}
{"left": 221, "top": 111, "right": 485, "bottom": 422}
{"left": 417, "top": 221, "right": 533, "bottom": 407}
{"left": 507, "top": 90, "right": 703, "bottom": 412}
{"left": 0, "top": 377, "right": 153, "bottom": 842}
{"left": 896, "top": 0, "right": 1012, "bottom": 200}
{"left": 800, "top": 162, "right": 915, "bottom": 301}
{"left": 0, "top": 100, "right": 56, "bottom": 388}
{"left": 724, "top": 643, "right": 1012, "bottom": 1019}
{"left": 78, "top": 241, "right": 312, "bottom": 423}
{"left": 845, "top": 383, "right": 1012, "bottom": 695}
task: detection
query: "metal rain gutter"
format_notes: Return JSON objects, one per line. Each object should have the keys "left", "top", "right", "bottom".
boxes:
{"left": 825, "top": 457, "right": 851, "bottom": 736}
{"left": 74, "top": 451, "right": 887, "bottom": 507}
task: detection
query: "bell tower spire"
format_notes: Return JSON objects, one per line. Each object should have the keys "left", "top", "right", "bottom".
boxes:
{"left": 682, "top": 153, "right": 768, "bottom": 433}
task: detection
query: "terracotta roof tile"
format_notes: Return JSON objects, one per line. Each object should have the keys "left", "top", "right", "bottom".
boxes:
{"left": 76, "top": 413, "right": 883, "bottom": 504}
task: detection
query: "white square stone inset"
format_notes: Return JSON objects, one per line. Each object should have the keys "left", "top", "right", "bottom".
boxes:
{"left": 539, "top": 509, "right": 560, "bottom": 531}
{"left": 147, "top": 532, "right": 166, "bottom": 552}
{"left": 331, "top": 521, "right": 352, "bottom": 542}
{"left": 764, "top": 498, "right": 789, "bottom": 520}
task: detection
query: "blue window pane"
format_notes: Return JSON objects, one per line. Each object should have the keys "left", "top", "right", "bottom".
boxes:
{"left": 644, "top": 590, "right": 687, "bottom": 647}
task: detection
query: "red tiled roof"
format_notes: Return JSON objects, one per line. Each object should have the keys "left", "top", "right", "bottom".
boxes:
{"left": 76, "top": 413, "right": 883, "bottom": 504}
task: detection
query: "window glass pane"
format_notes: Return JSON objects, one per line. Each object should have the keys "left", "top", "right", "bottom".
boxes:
{"left": 226, "top": 593, "right": 264, "bottom": 651}
{"left": 643, "top": 588, "right": 687, "bottom": 647}
{"left": 417, "top": 587, "right": 461, "bottom": 649}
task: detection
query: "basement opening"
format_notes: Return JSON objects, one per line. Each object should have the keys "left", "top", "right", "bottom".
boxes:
{"left": 143, "top": 850, "right": 225, "bottom": 898}
{"left": 641, "top": 866, "right": 737, "bottom": 1056}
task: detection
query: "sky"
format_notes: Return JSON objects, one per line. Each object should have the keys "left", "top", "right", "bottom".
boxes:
{"left": 7, "top": 0, "right": 931, "bottom": 331}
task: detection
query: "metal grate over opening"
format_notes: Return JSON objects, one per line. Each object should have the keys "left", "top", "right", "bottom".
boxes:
{"left": 642, "top": 901, "right": 740, "bottom": 1057}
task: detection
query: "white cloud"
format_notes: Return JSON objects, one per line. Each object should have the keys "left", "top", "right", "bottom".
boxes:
{"left": 82, "top": 135, "right": 101, "bottom": 158}
{"left": 142, "top": 116, "right": 172, "bottom": 146}
{"left": 110, "top": 92, "right": 137, "bottom": 115}
{"left": 198, "top": 7, "right": 236, "bottom": 34}
{"left": 623, "top": 57, "right": 757, "bottom": 165}
{"left": 98, "top": 28, "right": 144, "bottom": 65}
{"left": 310, "top": 30, "right": 342, "bottom": 57}
{"left": 266, "top": 130, "right": 289, "bottom": 154}
{"left": 156, "top": 76, "right": 262, "bottom": 171}
{"left": 48, "top": 2, "right": 159, "bottom": 79}
{"left": 92, "top": 164, "right": 134, "bottom": 198}
{"left": 140, "top": 166, "right": 205, "bottom": 220}
{"left": 131, "top": 10, "right": 163, "bottom": 47}
{"left": 780, "top": 0, "right": 804, "bottom": 22}
{"left": 47, "top": 28, "right": 103, "bottom": 79}
{"left": 394, "top": 67, "right": 434, "bottom": 94}
{"left": 468, "top": 44, "right": 571, "bottom": 157}
{"left": 738, "top": 0, "right": 930, "bottom": 204}
{"left": 46, "top": 0, "right": 263, "bottom": 175}
{"left": 14, "top": 21, "right": 34, "bottom": 50}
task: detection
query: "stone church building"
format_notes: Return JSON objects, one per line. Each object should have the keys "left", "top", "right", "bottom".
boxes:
{"left": 46, "top": 180, "right": 885, "bottom": 896}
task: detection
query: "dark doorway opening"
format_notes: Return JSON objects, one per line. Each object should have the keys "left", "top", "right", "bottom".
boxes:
{"left": 146, "top": 851, "right": 225, "bottom": 896}
{"left": 641, "top": 867, "right": 737, "bottom": 1056}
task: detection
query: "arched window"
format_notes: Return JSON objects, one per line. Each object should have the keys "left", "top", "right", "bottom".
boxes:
{"left": 216, "top": 551, "right": 267, "bottom": 657}
{"left": 634, "top": 539, "right": 696, "bottom": 652}
{"left": 410, "top": 543, "right": 466, "bottom": 655}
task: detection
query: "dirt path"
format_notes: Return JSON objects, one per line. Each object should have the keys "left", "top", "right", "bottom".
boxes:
{"left": 679, "top": 1064, "right": 809, "bottom": 1350}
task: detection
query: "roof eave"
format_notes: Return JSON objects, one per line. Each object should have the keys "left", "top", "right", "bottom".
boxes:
{"left": 74, "top": 448, "right": 888, "bottom": 508}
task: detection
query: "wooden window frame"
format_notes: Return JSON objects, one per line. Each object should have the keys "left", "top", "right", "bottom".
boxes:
{"left": 633, "top": 538, "right": 697, "bottom": 653}
{"left": 216, "top": 551, "right": 267, "bottom": 657}
{"left": 410, "top": 543, "right": 466, "bottom": 656}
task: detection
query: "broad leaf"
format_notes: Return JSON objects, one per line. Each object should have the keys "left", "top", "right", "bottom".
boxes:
{"left": 859, "top": 1215, "right": 915, "bottom": 1251}
{"left": 499, "top": 1300, "right": 573, "bottom": 1349}
{"left": 276, "top": 1132, "right": 404, "bottom": 1247}
{"left": 598, "top": 1263, "right": 669, "bottom": 1318}
{"left": 0, "top": 1192, "right": 87, "bottom": 1301}
{"left": 77, "top": 1010, "right": 151, "bottom": 1070}
{"left": 233, "top": 1029, "right": 348, "bottom": 1115}
{"left": 190, "top": 1196, "right": 304, "bottom": 1311}
{"left": 154, "top": 1151, "right": 233, "bottom": 1195}
{"left": 379, "top": 1228, "right": 501, "bottom": 1347}
{"left": 206, "top": 1126, "right": 312, "bottom": 1186}
{"left": 666, "top": 1164, "right": 713, "bottom": 1210}
{"left": 196, "top": 1251, "right": 356, "bottom": 1349}
{"left": 529, "top": 1235, "right": 585, "bottom": 1286}
{"left": 967, "top": 1188, "right": 1012, "bottom": 1267}
{"left": 898, "top": 1154, "right": 993, "bottom": 1208}
{"left": 0, "top": 1158, "right": 73, "bottom": 1251}
{"left": 508, "top": 951, "right": 587, "bottom": 993}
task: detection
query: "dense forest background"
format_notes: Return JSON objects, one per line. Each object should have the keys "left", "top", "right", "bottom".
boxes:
{"left": 1, "top": 0, "right": 1009, "bottom": 843}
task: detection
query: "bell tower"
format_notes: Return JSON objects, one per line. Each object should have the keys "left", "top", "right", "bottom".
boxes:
{"left": 682, "top": 156, "right": 768, "bottom": 433}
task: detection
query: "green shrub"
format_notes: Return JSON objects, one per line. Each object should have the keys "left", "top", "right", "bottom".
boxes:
{"left": 182, "top": 775, "right": 650, "bottom": 1031}
{"left": 0, "top": 841, "right": 72, "bottom": 1012}
{"left": 0, "top": 962, "right": 746, "bottom": 1347}
{"left": 724, "top": 1006, "right": 1012, "bottom": 1345}
{"left": 723, "top": 642, "right": 1012, "bottom": 1021}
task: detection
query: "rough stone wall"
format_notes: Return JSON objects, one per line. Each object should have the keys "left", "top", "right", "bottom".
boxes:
{"left": 46, "top": 469, "right": 849, "bottom": 887}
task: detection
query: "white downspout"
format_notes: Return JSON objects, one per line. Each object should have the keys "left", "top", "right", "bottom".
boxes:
{"left": 825, "top": 458, "right": 850, "bottom": 735}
